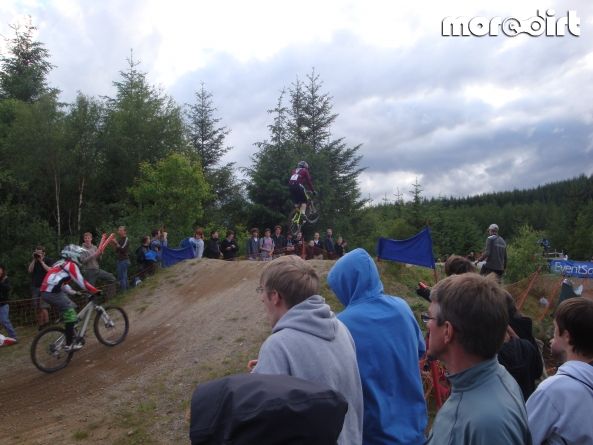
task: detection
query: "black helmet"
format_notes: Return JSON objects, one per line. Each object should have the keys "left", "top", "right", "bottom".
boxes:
{"left": 297, "top": 160, "right": 309, "bottom": 169}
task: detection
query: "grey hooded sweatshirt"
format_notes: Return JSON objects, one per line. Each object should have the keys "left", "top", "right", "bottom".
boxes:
{"left": 253, "top": 294, "right": 364, "bottom": 445}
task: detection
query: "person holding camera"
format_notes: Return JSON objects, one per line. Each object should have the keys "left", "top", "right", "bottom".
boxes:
{"left": 28, "top": 245, "right": 54, "bottom": 329}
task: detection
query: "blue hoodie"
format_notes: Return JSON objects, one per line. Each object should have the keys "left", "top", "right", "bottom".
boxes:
{"left": 327, "top": 248, "right": 427, "bottom": 445}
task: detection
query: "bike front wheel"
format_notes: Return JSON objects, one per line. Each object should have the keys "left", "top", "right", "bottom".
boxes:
{"left": 94, "top": 306, "right": 129, "bottom": 346}
{"left": 305, "top": 200, "right": 320, "bottom": 224}
{"left": 30, "top": 327, "right": 74, "bottom": 373}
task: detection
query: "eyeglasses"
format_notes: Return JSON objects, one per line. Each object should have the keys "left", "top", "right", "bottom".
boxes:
{"left": 421, "top": 312, "right": 436, "bottom": 324}
{"left": 256, "top": 286, "right": 264, "bottom": 294}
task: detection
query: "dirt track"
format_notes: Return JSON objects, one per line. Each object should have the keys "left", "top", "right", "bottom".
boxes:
{"left": 0, "top": 259, "right": 333, "bottom": 444}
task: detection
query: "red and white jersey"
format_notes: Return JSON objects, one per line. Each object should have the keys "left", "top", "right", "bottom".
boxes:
{"left": 40, "top": 260, "right": 98, "bottom": 294}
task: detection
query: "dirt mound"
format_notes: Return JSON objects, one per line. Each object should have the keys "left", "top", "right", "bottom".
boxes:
{"left": 0, "top": 259, "right": 334, "bottom": 444}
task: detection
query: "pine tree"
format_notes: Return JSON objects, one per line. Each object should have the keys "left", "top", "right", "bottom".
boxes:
{"left": 100, "top": 53, "right": 185, "bottom": 203}
{"left": 0, "top": 20, "right": 55, "bottom": 102}
{"left": 186, "top": 83, "right": 245, "bottom": 226}
{"left": 247, "top": 69, "right": 364, "bottom": 233}
{"left": 186, "top": 83, "right": 231, "bottom": 171}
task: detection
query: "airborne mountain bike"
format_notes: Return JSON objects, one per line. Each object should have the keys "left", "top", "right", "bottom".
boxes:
{"left": 31, "top": 292, "right": 129, "bottom": 373}
{"left": 289, "top": 190, "right": 320, "bottom": 236}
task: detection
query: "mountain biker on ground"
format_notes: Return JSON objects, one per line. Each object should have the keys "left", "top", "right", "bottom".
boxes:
{"left": 40, "top": 244, "right": 101, "bottom": 351}
{"left": 288, "top": 161, "right": 316, "bottom": 219}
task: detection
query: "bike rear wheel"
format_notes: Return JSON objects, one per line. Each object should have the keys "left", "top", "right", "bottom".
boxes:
{"left": 30, "top": 327, "right": 74, "bottom": 373}
{"left": 289, "top": 209, "right": 301, "bottom": 236}
{"left": 94, "top": 306, "right": 129, "bottom": 346}
{"left": 305, "top": 200, "right": 320, "bottom": 224}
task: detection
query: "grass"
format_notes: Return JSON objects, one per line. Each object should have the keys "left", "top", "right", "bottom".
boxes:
{"left": 72, "top": 430, "right": 89, "bottom": 440}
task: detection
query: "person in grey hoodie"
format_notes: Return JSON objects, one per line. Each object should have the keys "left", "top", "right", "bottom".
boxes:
{"left": 526, "top": 297, "right": 593, "bottom": 445}
{"left": 251, "top": 255, "right": 363, "bottom": 445}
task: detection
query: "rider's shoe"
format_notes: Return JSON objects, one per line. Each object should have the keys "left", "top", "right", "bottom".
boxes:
{"left": 64, "top": 343, "right": 83, "bottom": 352}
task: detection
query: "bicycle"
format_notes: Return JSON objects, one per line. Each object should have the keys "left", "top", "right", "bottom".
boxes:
{"left": 289, "top": 190, "right": 320, "bottom": 236}
{"left": 30, "top": 292, "right": 129, "bottom": 373}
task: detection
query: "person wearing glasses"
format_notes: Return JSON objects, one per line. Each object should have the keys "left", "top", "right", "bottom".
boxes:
{"left": 249, "top": 255, "right": 363, "bottom": 445}
{"left": 327, "top": 248, "right": 427, "bottom": 445}
{"left": 424, "top": 274, "right": 531, "bottom": 445}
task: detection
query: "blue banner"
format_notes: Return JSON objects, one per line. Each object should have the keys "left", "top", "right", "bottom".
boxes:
{"left": 549, "top": 260, "right": 593, "bottom": 278}
{"left": 161, "top": 244, "right": 196, "bottom": 268}
{"left": 376, "top": 228, "right": 435, "bottom": 269}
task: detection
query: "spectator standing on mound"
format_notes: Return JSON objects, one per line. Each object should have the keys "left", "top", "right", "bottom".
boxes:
{"left": 80, "top": 232, "right": 116, "bottom": 299}
{"left": 425, "top": 274, "right": 531, "bottom": 445}
{"left": 247, "top": 228, "right": 260, "bottom": 260}
{"left": 190, "top": 228, "right": 205, "bottom": 259}
{"left": 251, "top": 256, "right": 363, "bottom": 445}
{"left": 324, "top": 228, "right": 336, "bottom": 259}
{"left": 526, "top": 298, "right": 593, "bottom": 445}
{"left": 271, "top": 225, "right": 286, "bottom": 255}
{"left": 204, "top": 231, "right": 221, "bottom": 259}
{"left": 28, "top": 245, "right": 54, "bottom": 329}
{"left": 477, "top": 223, "right": 507, "bottom": 280}
{"left": 328, "top": 249, "right": 427, "bottom": 445}
{"left": 259, "top": 228, "right": 275, "bottom": 261}
{"left": 0, "top": 264, "right": 17, "bottom": 342}
{"left": 112, "top": 226, "right": 130, "bottom": 291}
{"left": 220, "top": 230, "right": 239, "bottom": 260}
{"left": 335, "top": 236, "right": 347, "bottom": 258}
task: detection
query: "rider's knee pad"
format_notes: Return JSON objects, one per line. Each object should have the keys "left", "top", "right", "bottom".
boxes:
{"left": 63, "top": 308, "right": 77, "bottom": 323}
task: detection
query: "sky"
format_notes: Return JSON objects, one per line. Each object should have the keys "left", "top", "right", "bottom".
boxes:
{"left": 1, "top": 0, "right": 592, "bottom": 203}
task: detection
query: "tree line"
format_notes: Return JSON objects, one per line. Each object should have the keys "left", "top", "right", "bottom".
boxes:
{"left": 1, "top": 21, "right": 591, "bottom": 297}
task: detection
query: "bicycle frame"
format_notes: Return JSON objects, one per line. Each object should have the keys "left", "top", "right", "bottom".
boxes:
{"left": 74, "top": 298, "right": 97, "bottom": 341}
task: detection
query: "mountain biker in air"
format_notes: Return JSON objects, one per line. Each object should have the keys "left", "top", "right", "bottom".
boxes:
{"left": 289, "top": 161, "right": 316, "bottom": 222}
{"left": 40, "top": 244, "right": 101, "bottom": 351}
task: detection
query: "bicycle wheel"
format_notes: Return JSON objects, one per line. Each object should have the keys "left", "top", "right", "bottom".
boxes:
{"left": 94, "top": 306, "right": 129, "bottom": 346}
{"left": 305, "top": 200, "right": 320, "bottom": 224}
{"left": 30, "top": 327, "right": 73, "bottom": 373}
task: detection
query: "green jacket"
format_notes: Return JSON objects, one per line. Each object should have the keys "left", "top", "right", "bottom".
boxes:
{"left": 427, "top": 357, "right": 531, "bottom": 445}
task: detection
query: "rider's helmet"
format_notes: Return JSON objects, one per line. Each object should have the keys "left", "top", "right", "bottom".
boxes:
{"left": 297, "top": 160, "right": 309, "bottom": 169}
{"left": 61, "top": 244, "right": 87, "bottom": 266}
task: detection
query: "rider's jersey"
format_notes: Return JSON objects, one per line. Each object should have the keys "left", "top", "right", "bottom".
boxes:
{"left": 40, "top": 259, "right": 98, "bottom": 294}
{"left": 289, "top": 168, "right": 314, "bottom": 192}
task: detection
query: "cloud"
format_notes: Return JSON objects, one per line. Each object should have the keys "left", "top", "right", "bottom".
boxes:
{"left": 1, "top": 0, "right": 592, "bottom": 204}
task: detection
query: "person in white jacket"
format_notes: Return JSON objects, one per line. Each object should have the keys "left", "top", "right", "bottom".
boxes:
{"left": 526, "top": 298, "right": 593, "bottom": 445}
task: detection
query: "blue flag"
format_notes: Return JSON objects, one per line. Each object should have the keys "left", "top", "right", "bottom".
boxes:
{"left": 377, "top": 228, "right": 435, "bottom": 269}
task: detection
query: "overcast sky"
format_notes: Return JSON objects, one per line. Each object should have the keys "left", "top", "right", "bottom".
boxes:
{"left": 2, "top": 0, "right": 592, "bottom": 203}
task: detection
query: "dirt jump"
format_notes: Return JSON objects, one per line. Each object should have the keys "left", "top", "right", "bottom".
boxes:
{"left": 0, "top": 259, "right": 334, "bottom": 445}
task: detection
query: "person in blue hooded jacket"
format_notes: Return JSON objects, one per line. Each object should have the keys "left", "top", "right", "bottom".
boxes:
{"left": 327, "top": 248, "right": 427, "bottom": 445}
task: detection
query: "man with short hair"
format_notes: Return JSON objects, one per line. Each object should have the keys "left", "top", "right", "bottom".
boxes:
{"left": 204, "top": 231, "right": 221, "bottom": 259}
{"left": 220, "top": 230, "right": 239, "bottom": 260}
{"left": 477, "top": 223, "right": 507, "bottom": 279}
{"left": 526, "top": 298, "right": 593, "bottom": 445}
{"left": 328, "top": 249, "right": 427, "bottom": 444}
{"left": 324, "top": 228, "right": 335, "bottom": 258}
{"left": 425, "top": 274, "right": 531, "bottom": 445}
{"left": 252, "top": 255, "right": 363, "bottom": 445}
{"left": 81, "top": 232, "right": 116, "bottom": 299}
{"left": 271, "top": 225, "right": 286, "bottom": 255}
{"left": 111, "top": 226, "right": 130, "bottom": 291}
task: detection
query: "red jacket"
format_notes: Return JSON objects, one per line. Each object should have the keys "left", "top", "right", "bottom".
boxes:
{"left": 289, "top": 168, "right": 314, "bottom": 191}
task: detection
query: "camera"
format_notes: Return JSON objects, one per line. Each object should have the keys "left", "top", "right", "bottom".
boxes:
{"left": 33, "top": 252, "right": 41, "bottom": 259}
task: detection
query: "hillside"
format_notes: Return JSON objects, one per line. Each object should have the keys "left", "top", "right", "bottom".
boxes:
{"left": 1, "top": 256, "right": 586, "bottom": 444}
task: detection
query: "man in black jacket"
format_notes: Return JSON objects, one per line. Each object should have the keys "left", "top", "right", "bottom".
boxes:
{"left": 220, "top": 230, "right": 239, "bottom": 260}
{"left": 204, "top": 231, "right": 222, "bottom": 259}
